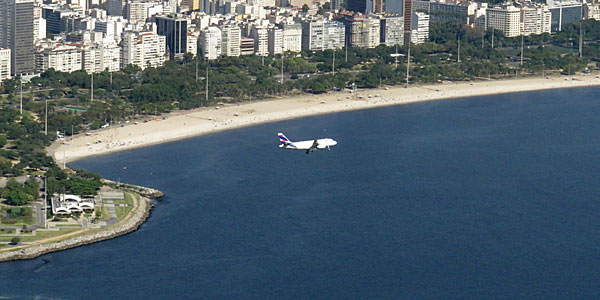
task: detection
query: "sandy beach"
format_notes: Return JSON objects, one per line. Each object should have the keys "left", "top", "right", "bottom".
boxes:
{"left": 49, "top": 75, "right": 600, "bottom": 163}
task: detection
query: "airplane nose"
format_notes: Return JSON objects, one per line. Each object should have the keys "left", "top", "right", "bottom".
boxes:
{"left": 332, "top": 140, "right": 337, "bottom": 146}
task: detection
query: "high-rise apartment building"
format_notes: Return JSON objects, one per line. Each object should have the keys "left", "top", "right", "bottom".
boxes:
{"left": 198, "top": 26, "right": 221, "bottom": 60}
{"left": 251, "top": 26, "right": 268, "bottom": 56}
{"left": 126, "top": 0, "right": 160, "bottom": 23}
{"left": 0, "top": 48, "right": 10, "bottom": 82}
{"left": 324, "top": 21, "right": 345, "bottom": 50}
{"left": 187, "top": 31, "right": 198, "bottom": 56}
{"left": 282, "top": 23, "right": 302, "bottom": 53}
{"left": 81, "top": 42, "right": 120, "bottom": 73}
{"left": 268, "top": 27, "right": 283, "bottom": 55}
{"left": 381, "top": 15, "right": 404, "bottom": 46}
{"left": 35, "top": 44, "right": 82, "bottom": 73}
{"left": 301, "top": 19, "right": 324, "bottom": 51}
{"left": 155, "top": 15, "right": 188, "bottom": 60}
{"left": 521, "top": 6, "right": 551, "bottom": 36}
{"left": 344, "top": 14, "right": 380, "bottom": 48}
{"left": 34, "top": 17, "right": 46, "bottom": 43}
{"left": 410, "top": 11, "right": 429, "bottom": 44}
{"left": 0, "top": 0, "right": 34, "bottom": 75}
{"left": 486, "top": 6, "right": 521, "bottom": 37}
{"left": 221, "top": 24, "right": 241, "bottom": 57}
{"left": 121, "top": 31, "right": 166, "bottom": 69}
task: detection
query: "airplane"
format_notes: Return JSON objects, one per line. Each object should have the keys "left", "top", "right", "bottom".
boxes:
{"left": 278, "top": 133, "right": 337, "bottom": 154}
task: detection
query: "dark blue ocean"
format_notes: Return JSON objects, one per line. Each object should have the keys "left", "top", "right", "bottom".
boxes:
{"left": 2, "top": 87, "right": 600, "bottom": 299}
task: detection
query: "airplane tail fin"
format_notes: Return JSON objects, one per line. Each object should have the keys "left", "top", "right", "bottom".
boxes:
{"left": 278, "top": 133, "right": 294, "bottom": 147}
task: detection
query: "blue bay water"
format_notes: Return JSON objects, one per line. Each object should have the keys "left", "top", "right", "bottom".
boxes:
{"left": 2, "top": 87, "right": 600, "bottom": 299}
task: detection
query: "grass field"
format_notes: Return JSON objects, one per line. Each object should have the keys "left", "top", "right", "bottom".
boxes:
{"left": 114, "top": 193, "right": 134, "bottom": 220}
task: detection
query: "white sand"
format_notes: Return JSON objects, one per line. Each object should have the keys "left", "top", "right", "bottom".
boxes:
{"left": 49, "top": 75, "right": 600, "bottom": 163}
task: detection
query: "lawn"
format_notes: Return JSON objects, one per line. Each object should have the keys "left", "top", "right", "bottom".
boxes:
{"left": 0, "top": 206, "right": 36, "bottom": 226}
{"left": 114, "top": 193, "right": 134, "bottom": 220}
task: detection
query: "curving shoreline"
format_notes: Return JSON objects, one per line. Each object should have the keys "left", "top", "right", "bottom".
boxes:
{"left": 17, "top": 75, "right": 597, "bottom": 263}
{"left": 49, "top": 75, "right": 600, "bottom": 163}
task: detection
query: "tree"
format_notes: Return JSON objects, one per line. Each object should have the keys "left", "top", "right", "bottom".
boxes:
{"left": 302, "top": 4, "right": 309, "bottom": 13}
{"left": 10, "top": 237, "right": 20, "bottom": 245}
{"left": 0, "top": 134, "right": 6, "bottom": 148}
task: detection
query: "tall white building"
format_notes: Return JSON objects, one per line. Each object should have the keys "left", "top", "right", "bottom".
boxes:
{"left": 268, "top": 26, "right": 282, "bottom": 55}
{"left": 82, "top": 41, "right": 121, "bottom": 73}
{"left": 121, "top": 31, "right": 166, "bottom": 69}
{"left": 221, "top": 24, "right": 241, "bottom": 57}
{"left": 382, "top": 15, "right": 404, "bottom": 46}
{"left": 301, "top": 19, "right": 324, "bottom": 51}
{"left": 187, "top": 31, "right": 198, "bottom": 56}
{"left": 324, "top": 21, "right": 345, "bottom": 50}
{"left": 0, "top": 48, "right": 10, "bottom": 82}
{"left": 199, "top": 26, "right": 222, "bottom": 60}
{"left": 251, "top": 26, "right": 268, "bottom": 56}
{"left": 364, "top": 17, "right": 381, "bottom": 48}
{"left": 282, "top": 23, "right": 302, "bottom": 52}
{"left": 486, "top": 6, "right": 521, "bottom": 37}
{"left": 126, "top": 0, "right": 161, "bottom": 23}
{"left": 36, "top": 44, "right": 82, "bottom": 73}
{"left": 33, "top": 17, "right": 46, "bottom": 43}
{"left": 411, "top": 11, "right": 430, "bottom": 44}
{"left": 521, "top": 6, "right": 551, "bottom": 36}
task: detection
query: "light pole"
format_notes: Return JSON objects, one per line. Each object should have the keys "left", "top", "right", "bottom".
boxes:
{"left": 580, "top": 0, "right": 584, "bottom": 58}
{"left": 457, "top": 35, "right": 461, "bottom": 63}
{"left": 332, "top": 49, "right": 336, "bottom": 76}
{"left": 90, "top": 72, "right": 94, "bottom": 102}
{"left": 44, "top": 176, "right": 47, "bottom": 229}
{"left": 406, "top": 39, "right": 411, "bottom": 87}
{"left": 520, "top": 35, "right": 524, "bottom": 66}
{"left": 19, "top": 79, "right": 22, "bottom": 115}
{"left": 205, "top": 59, "right": 209, "bottom": 106}
{"left": 44, "top": 99, "right": 48, "bottom": 136}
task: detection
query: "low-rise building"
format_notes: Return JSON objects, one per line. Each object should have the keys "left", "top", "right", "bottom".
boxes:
{"left": 51, "top": 194, "right": 95, "bottom": 216}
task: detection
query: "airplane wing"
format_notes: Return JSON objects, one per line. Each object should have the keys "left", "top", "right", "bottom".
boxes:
{"left": 306, "top": 140, "right": 319, "bottom": 154}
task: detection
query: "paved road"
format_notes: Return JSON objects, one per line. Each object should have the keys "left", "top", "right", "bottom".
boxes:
{"left": 31, "top": 202, "right": 45, "bottom": 229}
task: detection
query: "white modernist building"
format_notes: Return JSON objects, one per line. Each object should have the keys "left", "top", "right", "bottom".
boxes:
{"left": 52, "top": 194, "right": 95, "bottom": 215}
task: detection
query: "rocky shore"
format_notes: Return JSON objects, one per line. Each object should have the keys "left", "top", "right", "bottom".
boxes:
{"left": 102, "top": 179, "right": 164, "bottom": 199}
{"left": 0, "top": 193, "right": 153, "bottom": 262}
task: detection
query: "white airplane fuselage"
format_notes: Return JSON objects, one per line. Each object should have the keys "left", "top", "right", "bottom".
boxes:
{"left": 279, "top": 138, "right": 338, "bottom": 150}
{"left": 278, "top": 133, "right": 337, "bottom": 154}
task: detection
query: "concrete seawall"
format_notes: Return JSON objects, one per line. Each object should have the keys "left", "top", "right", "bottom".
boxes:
{"left": 0, "top": 194, "right": 152, "bottom": 263}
